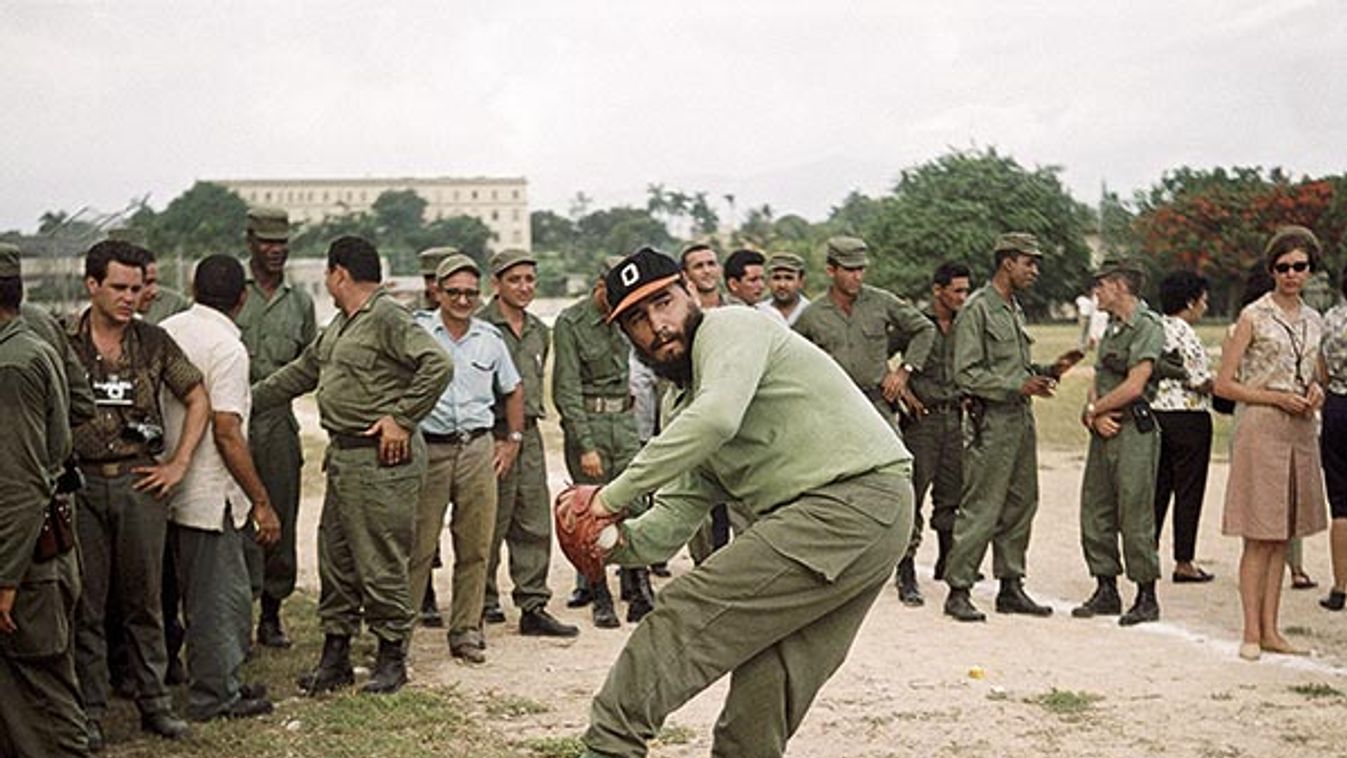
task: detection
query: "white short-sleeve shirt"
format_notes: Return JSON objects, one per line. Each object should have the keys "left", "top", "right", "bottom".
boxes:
{"left": 160, "top": 304, "right": 252, "bottom": 531}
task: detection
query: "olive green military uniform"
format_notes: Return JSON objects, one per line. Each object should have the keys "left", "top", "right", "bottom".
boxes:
{"left": 581, "top": 306, "right": 913, "bottom": 758}
{"left": 21, "top": 303, "right": 95, "bottom": 426}
{"left": 552, "top": 296, "right": 640, "bottom": 490}
{"left": 1080, "top": 303, "right": 1164, "bottom": 583}
{"left": 143, "top": 286, "right": 191, "bottom": 325}
{"left": 899, "top": 307, "right": 962, "bottom": 559}
{"left": 793, "top": 285, "right": 936, "bottom": 424}
{"left": 236, "top": 274, "right": 317, "bottom": 603}
{"left": 480, "top": 297, "right": 554, "bottom": 614}
{"left": 69, "top": 313, "right": 203, "bottom": 722}
{"left": 943, "top": 285, "right": 1049, "bottom": 589}
{"left": 252, "top": 289, "right": 452, "bottom": 644}
{"left": 0, "top": 317, "right": 89, "bottom": 758}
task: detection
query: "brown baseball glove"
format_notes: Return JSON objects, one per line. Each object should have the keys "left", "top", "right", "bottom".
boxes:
{"left": 554, "top": 485, "right": 621, "bottom": 582}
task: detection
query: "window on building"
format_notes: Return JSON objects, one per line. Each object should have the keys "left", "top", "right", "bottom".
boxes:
{"left": 513, "top": 230, "right": 522, "bottom": 243}
{"left": 472, "top": 190, "right": 478, "bottom": 200}
{"left": 513, "top": 190, "right": 519, "bottom": 200}
{"left": 265, "top": 192, "right": 271, "bottom": 202}
{"left": 491, "top": 210, "right": 499, "bottom": 221}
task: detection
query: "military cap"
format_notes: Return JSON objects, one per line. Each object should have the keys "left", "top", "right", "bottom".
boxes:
{"left": 246, "top": 206, "right": 290, "bottom": 241}
{"left": 105, "top": 226, "right": 146, "bottom": 246}
{"left": 488, "top": 248, "right": 537, "bottom": 276}
{"left": 435, "top": 253, "right": 480, "bottom": 281}
{"left": 419, "top": 246, "right": 459, "bottom": 276}
{"left": 0, "top": 242, "right": 20, "bottom": 278}
{"left": 766, "top": 252, "right": 806, "bottom": 273}
{"left": 992, "top": 232, "right": 1043, "bottom": 258}
{"left": 825, "top": 237, "right": 869, "bottom": 268}
{"left": 603, "top": 247, "right": 681, "bottom": 324}
{"left": 1091, "top": 255, "right": 1145, "bottom": 281}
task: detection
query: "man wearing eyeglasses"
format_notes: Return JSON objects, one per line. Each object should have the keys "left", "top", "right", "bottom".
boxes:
{"left": 410, "top": 254, "right": 525, "bottom": 665}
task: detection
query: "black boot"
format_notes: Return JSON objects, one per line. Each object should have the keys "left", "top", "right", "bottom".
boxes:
{"left": 419, "top": 583, "right": 444, "bottom": 627}
{"left": 619, "top": 566, "right": 634, "bottom": 601}
{"left": 362, "top": 638, "right": 409, "bottom": 694}
{"left": 297, "top": 634, "right": 355, "bottom": 695}
{"left": 1321, "top": 589, "right": 1346, "bottom": 611}
{"left": 943, "top": 587, "right": 986, "bottom": 622}
{"left": 140, "top": 710, "right": 190, "bottom": 740}
{"left": 896, "top": 557, "right": 924, "bottom": 607}
{"left": 1119, "top": 581, "right": 1160, "bottom": 626}
{"left": 1071, "top": 576, "right": 1122, "bottom": 618}
{"left": 566, "top": 575, "right": 592, "bottom": 608}
{"left": 625, "top": 568, "right": 655, "bottom": 623}
{"left": 257, "top": 595, "right": 293, "bottom": 648}
{"left": 933, "top": 529, "right": 953, "bottom": 581}
{"left": 520, "top": 607, "right": 580, "bottom": 637}
{"left": 996, "top": 577, "right": 1053, "bottom": 616}
{"left": 591, "top": 577, "right": 620, "bottom": 628}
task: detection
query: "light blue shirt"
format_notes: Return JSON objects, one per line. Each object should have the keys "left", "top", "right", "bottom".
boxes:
{"left": 413, "top": 312, "right": 520, "bottom": 434}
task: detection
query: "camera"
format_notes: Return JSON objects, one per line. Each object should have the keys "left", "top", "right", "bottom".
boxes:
{"left": 121, "top": 421, "right": 165, "bottom": 455}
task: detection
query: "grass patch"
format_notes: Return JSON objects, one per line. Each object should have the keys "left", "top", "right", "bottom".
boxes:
{"left": 101, "top": 592, "right": 525, "bottom": 758}
{"left": 1289, "top": 682, "right": 1343, "bottom": 700}
{"left": 655, "top": 723, "right": 696, "bottom": 745}
{"left": 1284, "top": 625, "right": 1315, "bottom": 637}
{"left": 521, "top": 736, "right": 586, "bottom": 758}
{"left": 484, "top": 692, "right": 552, "bottom": 719}
{"left": 1027, "top": 687, "right": 1103, "bottom": 716}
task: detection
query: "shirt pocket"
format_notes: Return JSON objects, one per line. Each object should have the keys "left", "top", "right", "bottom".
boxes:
{"left": 986, "top": 319, "right": 1020, "bottom": 362}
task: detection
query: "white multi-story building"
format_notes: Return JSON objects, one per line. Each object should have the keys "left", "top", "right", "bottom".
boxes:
{"left": 214, "top": 176, "right": 531, "bottom": 251}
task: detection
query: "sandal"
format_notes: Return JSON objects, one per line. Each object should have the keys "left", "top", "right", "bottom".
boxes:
{"left": 1291, "top": 571, "right": 1318, "bottom": 590}
{"left": 1172, "top": 567, "right": 1215, "bottom": 583}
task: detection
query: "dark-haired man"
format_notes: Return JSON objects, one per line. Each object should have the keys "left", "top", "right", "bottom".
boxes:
{"left": 159, "top": 255, "right": 281, "bottom": 721}
{"left": 893, "top": 262, "right": 972, "bottom": 606}
{"left": 252, "top": 236, "right": 452, "bottom": 696}
{"left": 236, "top": 206, "right": 316, "bottom": 649}
{"left": 569, "top": 247, "right": 912, "bottom": 758}
{"left": 943, "top": 233, "right": 1080, "bottom": 623}
{"left": 723, "top": 248, "right": 767, "bottom": 307}
{"left": 70, "top": 240, "right": 208, "bottom": 745}
{"left": 680, "top": 243, "right": 724, "bottom": 310}
{"left": 1073, "top": 257, "right": 1164, "bottom": 626}
{"left": 0, "top": 245, "right": 91, "bottom": 757}
{"left": 136, "top": 253, "right": 191, "bottom": 326}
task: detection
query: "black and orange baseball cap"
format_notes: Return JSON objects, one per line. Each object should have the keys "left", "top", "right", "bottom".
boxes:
{"left": 603, "top": 246, "right": 681, "bottom": 324}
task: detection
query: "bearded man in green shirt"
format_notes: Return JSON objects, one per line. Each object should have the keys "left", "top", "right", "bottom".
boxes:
{"left": 563, "top": 247, "right": 913, "bottom": 758}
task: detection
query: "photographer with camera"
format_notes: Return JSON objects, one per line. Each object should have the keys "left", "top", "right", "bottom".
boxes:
{"left": 67, "top": 240, "right": 209, "bottom": 749}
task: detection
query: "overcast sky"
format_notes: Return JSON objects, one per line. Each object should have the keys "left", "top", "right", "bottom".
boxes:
{"left": 3, "top": 0, "right": 1344, "bottom": 233}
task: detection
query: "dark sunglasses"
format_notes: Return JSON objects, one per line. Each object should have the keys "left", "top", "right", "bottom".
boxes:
{"left": 1273, "top": 261, "right": 1310, "bottom": 274}
{"left": 441, "top": 288, "right": 480, "bottom": 300}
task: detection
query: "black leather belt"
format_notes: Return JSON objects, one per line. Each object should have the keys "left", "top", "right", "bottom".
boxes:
{"left": 922, "top": 399, "right": 961, "bottom": 414}
{"left": 424, "top": 428, "right": 490, "bottom": 446}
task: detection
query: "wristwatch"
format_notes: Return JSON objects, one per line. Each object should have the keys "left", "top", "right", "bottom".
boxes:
{"left": 507, "top": 430, "right": 523, "bottom": 443}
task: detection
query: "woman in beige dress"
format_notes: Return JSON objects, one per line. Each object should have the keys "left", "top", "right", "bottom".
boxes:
{"left": 1214, "top": 225, "right": 1328, "bottom": 661}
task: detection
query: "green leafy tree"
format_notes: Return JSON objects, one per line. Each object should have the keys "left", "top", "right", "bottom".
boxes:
{"left": 858, "top": 148, "right": 1094, "bottom": 317}
{"left": 148, "top": 181, "right": 249, "bottom": 259}
{"left": 415, "top": 215, "right": 496, "bottom": 265}
{"left": 531, "top": 210, "right": 577, "bottom": 254}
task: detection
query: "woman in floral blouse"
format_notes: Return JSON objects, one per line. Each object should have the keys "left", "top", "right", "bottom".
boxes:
{"left": 1152, "top": 271, "right": 1215, "bottom": 583}
{"left": 1214, "top": 225, "right": 1328, "bottom": 661}
{"left": 1318, "top": 271, "right": 1347, "bottom": 611}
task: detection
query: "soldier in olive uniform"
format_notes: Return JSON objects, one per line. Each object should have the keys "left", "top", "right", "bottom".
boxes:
{"left": 1072, "top": 257, "right": 1165, "bottom": 625}
{"left": 252, "top": 236, "right": 452, "bottom": 696}
{"left": 943, "top": 233, "right": 1080, "bottom": 622}
{"left": 552, "top": 261, "right": 647, "bottom": 627}
{"left": 0, "top": 247, "right": 90, "bottom": 758}
{"left": 133, "top": 246, "right": 192, "bottom": 326}
{"left": 236, "top": 206, "right": 317, "bottom": 648}
{"left": 480, "top": 249, "right": 579, "bottom": 637}
{"left": 896, "top": 262, "right": 972, "bottom": 605}
{"left": 793, "top": 236, "right": 935, "bottom": 603}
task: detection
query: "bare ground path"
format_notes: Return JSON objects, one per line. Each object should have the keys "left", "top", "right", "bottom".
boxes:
{"left": 291, "top": 398, "right": 1347, "bottom": 757}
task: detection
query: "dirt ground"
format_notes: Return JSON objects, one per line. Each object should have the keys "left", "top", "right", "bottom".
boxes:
{"left": 291, "top": 399, "right": 1347, "bottom": 758}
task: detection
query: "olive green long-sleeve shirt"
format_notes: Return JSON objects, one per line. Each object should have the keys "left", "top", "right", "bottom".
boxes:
{"left": 251, "top": 289, "right": 453, "bottom": 434}
{"left": 793, "top": 284, "right": 936, "bottom": 390}
{"left": 237, "top": 276, "right": 318, "bottom": 384}
{"left": 0, "top": 319, "right": 70, "bottom": 588}
{"left": 551, "top": 295, "right": 629, "bottom": 453}
{"left": 601, "top": 307, "right": 911, "bottom": 568}
{"left": 479, "top": 297, "right": 549, "bottom": 421}
{"left": 952, "top": 284, "right": 1051, "bottom": 404}
{"left": 1094, "top": 304, "right": 1165, "bottom": 399}
{"left": 21, "top": 303, "right": 94, "bottom": 425}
